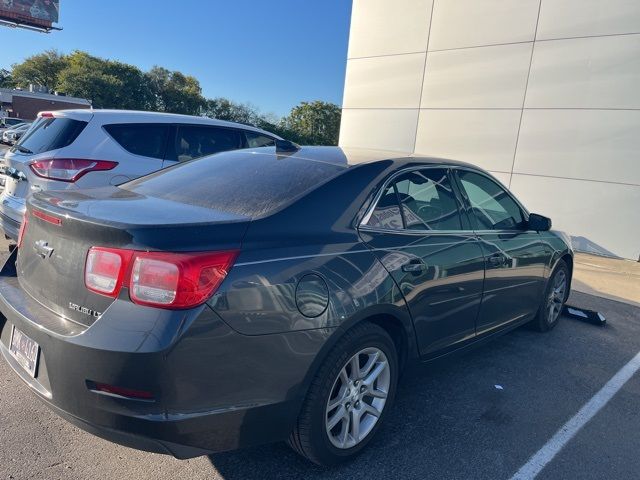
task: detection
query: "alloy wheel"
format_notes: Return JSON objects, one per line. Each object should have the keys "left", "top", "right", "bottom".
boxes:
{"left": 547, "top": 270, "right": 567, "bottom": 324}
{"left": 325, "top": 347, "right": 390, "bottom": 449}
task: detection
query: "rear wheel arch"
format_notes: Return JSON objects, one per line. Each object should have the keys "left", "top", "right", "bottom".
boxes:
{"left": 294, "top": 308, "right": 417, "bottom": 411}
{"left": 289, "top": 320, "right": 402, "bottom": 464}
{"left": 362, "top": 314, "right": 411, "bottom": 372}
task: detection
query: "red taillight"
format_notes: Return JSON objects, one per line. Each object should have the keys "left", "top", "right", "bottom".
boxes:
{"left": 84, "top": 247, "right": 238, "bottom": 309}
{"left": 85, "top": 247, "right": 133, "bottom": 297}
{"left": 17, "top": 212, "right": 29, "bottom": 248}
{"left": 39, "top": 112, "right": 54, "bottom": 118}
{"left": 29, "top": 158, "right": 118, "bottom": 182}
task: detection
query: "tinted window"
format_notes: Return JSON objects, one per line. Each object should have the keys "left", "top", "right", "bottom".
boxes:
{"left": 367, "top": 184, "right": 404, "bottom": 230}
{"left": 15, "top": 117, "right": 87, "bottom": 155}
{"left": 171, "top": 125, "right": 242, "bottom": 162}
{"left": 396, "top": 170, "right": 462, "bottom": 230}
{"left": 367, "top": 169, "right": 462, "bottom": 231}
{"left": 104, "top": 123, "right": 169, "bottom": 160}
{"left": 122, "top": 151, "right": 344, "bottom": 218}
{"left": 5, "top": 118, "right": 23, "bottom": 127}
{"left": 458, "top": 171, "right": 524, "bottom": 230}
{"left": 245, "top": 132, "right": 276, "bottom": 148}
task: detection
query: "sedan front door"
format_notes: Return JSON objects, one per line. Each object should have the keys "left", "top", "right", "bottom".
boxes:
{"left": 453, "top": 169, "right": 549, "bottom": 335}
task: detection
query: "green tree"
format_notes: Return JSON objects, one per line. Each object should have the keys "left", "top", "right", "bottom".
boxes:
{"left": 145, "top": 67, "right": 205, "bottom": 115}
{"left": 280, "top": 101, "right": 341, "bottom": 145}
{"left": 55, "top": 51, "right": 151, "bottom": 110}
{"left": 11, "top": 50, "right": 67, "bottom": 91}
{"left": 5, "top": 49, "right": 343, "bottom": 143}
{"left": 201, "top": 97, "right": 259, "bottom": 125}
{"left": 0, "top": 69, "right": 14, "bottom": 88}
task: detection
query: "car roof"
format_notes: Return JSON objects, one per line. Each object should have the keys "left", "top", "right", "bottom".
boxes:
{"left": 42, "top": 109, "right": 282, "bottom": 138}
{"left": 239, "top": 145, "right": 481, "bottom": 170}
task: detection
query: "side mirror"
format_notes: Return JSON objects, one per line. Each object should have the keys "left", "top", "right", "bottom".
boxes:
{"left": 528, "top": 213, "right": 552, "bottom": 231}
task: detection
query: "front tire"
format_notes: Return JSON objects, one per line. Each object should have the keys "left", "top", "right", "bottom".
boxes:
{"left": 288, "top": 323, "right": 398, "bottom": 466}
{"left": 531, "top": 260, "right": 569, "bottom": 332}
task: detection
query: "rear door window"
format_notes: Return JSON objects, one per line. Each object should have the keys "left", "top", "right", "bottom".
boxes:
{"left": 104, "top": 123, "right": 169, "bottom": 160}
{"left": 366, "top": 168, "right": 463, "bottom": 231}
{"left": 15, "top": 117, "right": 87, "bottom": 155}
{"left": 245, "top": 131, "right": 276, "bottom": 148}
{"left": 170, "top": 125, "right": 243, "bottom": 162}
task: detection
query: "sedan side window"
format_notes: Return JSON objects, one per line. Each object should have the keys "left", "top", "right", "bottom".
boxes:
{"left": 367, "top": 184, "right": 405, "bottom": 230}
{"left": 395, "top": 169, "right": 462, "bottom": 231}
{"left": 457, "top": 171, "right": 525, "bottom": 230}
{"left": 173, "top": 126, "right": 242, "bottom": 162}
{"left": 366, "top": 169, "right": 463, "bottom": 231}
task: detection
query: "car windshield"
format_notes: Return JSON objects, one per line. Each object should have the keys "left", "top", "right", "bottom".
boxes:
{"left": 121, "top": 150, "right": 344, "bottom": 218}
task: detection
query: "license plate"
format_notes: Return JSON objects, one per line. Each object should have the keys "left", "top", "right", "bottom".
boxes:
{"left": 9, "top": 326, "right": 39, "bottom": 377}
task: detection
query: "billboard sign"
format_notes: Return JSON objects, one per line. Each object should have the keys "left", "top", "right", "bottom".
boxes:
{"left": 0, "top": 0, "right": 59, "bottom": 31}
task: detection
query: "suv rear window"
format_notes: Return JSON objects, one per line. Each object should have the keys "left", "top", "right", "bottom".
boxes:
{"left": 245, "top": 132, "right": 276, "bottom": 148}
{"left": 104, "top": 123, "right": 169, "bottom": 160}
{"left": 122, "top": 151, "right": 344, "bottom": 218}
{"left": 14, "top": 117, "right": 87, "bottom": 155}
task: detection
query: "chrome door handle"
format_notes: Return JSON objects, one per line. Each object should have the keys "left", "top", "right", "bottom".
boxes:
{"left": 402, "top": 261, "right": 427, "bottom": 273}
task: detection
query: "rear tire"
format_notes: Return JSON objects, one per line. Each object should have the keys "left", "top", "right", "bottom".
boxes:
{"left": 531, "top": 260, "right": 569, "bottom": 332}
{"left": 288, "top": 323, "right": 398, "bottom": 466}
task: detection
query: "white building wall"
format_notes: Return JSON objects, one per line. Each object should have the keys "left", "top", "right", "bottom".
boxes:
{"left": 340, "top": 0, "right": 640, "bottom": 260}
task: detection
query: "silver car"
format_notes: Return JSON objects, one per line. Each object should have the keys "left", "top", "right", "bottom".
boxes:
{"left": 1, "top": 123, "right": 32, "bottom": 145}
{"left": 0, "top": 109, "right": 281, "bottom": 239}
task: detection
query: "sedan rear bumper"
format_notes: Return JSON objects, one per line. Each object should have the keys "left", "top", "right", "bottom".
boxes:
{"left": 0, "top": 252, "right": 329, "bottom": 458}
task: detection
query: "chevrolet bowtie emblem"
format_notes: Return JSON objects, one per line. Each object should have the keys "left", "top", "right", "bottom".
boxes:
{"left": 34, "top": 240, "right": 54, "bottom": 259}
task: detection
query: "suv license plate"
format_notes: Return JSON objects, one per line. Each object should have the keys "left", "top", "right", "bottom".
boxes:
{"left": 9, "top": 326, "right": 39, "bottom": 377}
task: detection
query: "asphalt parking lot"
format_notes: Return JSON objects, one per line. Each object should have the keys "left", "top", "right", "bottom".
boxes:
{"left": 1, "top": 235, "right": 639, "bottom": 479}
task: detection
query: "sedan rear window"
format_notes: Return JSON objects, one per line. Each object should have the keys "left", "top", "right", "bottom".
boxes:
{"left": 121, "top": 151, "right": 344, "bottom": 218}
{"left": 14, "top": 117, "right": 87, "bottom": 155}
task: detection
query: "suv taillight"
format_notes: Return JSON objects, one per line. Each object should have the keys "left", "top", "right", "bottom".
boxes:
{"left": 84, "top": 247, "right": 238, "bottom": 309}
{"left": 29, "top": 158, "right": 118, "bottom": 182}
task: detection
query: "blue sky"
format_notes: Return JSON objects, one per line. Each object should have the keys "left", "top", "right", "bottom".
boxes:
{"left": 0, "top": 0, "right": 353, "bottom": 117}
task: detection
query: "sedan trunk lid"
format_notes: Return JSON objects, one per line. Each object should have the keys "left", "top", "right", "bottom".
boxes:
{"left": 17, "top": 186, "right": 250, "bottom": 326}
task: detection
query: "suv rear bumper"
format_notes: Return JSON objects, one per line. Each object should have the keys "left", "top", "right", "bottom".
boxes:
{"left": 0, "top": 210, "right": 20, "bottom": 240}
{"left": 0, "top": 193, "right": 25, "bottom": 240}
{"left": 0, "top": 251, "right": 328, "bottom": 458}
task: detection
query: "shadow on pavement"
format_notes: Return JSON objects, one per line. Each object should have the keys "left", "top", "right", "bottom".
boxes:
{"left": 205, "top": 301, "right": 640, "bottom": 480}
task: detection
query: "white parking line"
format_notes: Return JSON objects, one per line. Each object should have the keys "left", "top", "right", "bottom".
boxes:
{"left": 510, "top": 350, "right": 640, "bottom": 480}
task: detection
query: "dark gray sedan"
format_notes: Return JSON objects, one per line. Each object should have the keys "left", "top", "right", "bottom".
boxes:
{"left": 0, "top": 146, "right": 572, "bottom": 466}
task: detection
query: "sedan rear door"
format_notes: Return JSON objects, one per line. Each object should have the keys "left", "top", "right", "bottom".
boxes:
{"left": 359, "top": 167, "right": 485, "bottom": 358}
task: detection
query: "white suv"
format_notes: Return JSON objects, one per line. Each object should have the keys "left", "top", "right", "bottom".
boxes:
{"left": 0, "top": 109, "right": 280, "bottom": 239}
